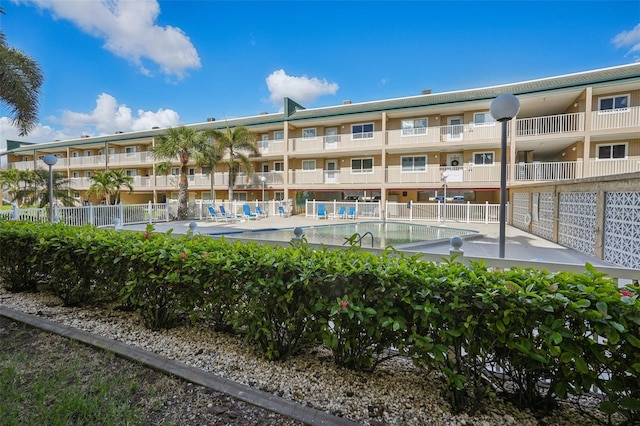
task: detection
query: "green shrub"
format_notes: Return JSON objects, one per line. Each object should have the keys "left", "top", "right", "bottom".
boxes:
{"left": 0, "top": 221, "right": 44, "bottom": 292}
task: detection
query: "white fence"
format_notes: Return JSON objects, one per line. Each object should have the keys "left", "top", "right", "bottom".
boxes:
{"left": 0, "top": 202, "right": 170, "bottom": 227}
{"left": 305, "top": 200, "right": 503, "bottom": 223}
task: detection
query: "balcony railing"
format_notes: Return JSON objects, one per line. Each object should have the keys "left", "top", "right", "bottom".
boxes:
{"left": 289, "top": 168, "right": 384, "bottom": 185}
{"left": 586, "top": 158, "right": 640, "bottom": 177}
{"left": 591, "top": 106, "right": 640, "bottom": 131}
{"left": 108, "top": 151, "right": 152, "bottom": 165}
{"left": 515, "top": 113, "right": 584, "bottom": 137}
{"left": 258, "top": 139, "right": 285, "bottom": 155}
{"left": 386, "top": 165, "right": 501, "bottom": 184}
{"left": 513, "top": 161, "right": 581, "bottom": 182}
{"left": 69, "top": 155, "right": 106, "bottom": 167}
{"left": 289, "top": 131, "right": 384, "bottom": 153}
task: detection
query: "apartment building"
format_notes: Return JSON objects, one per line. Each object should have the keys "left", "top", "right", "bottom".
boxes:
{"left": 3, "top": 63, "right": 640, "bottom": 208}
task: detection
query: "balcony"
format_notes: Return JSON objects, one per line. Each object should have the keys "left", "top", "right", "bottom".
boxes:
{"left": 108, "top": 151, "right": 152, "bottom": 166}
{"left": 512, "top": 161, "right": 581, "bottom": 182}
{"left": 258, "top": 139, "right": 285, "bottom": 155}
{"left": 68, "top": 177, "right": 92, "bottom": 189}
{"left": 387, "top": 123, "right": 502, "bottom": 148}
{"left": 586, "top": 158, "right": 640, "bottom": 177}
{"left": 69, "top": 155, "right": 106, "bottom": 167}
{"left": 591, "top": 106, "right": 640, "bottom": 131}
{"left": 289, "top": 168, "right": 384, "bottom": 185}
{"left": 386, "top": 165, "right": 501, "bottom": 185}
{"left": 515, "top": 112, "right": 584, "bottom": 137}
{"left": 289, "top": 131, "right": 384, "bottom": 153}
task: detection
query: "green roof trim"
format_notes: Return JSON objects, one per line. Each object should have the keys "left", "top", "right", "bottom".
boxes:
{"left": 284, "top": 97, "right": 306, "bottom": 118}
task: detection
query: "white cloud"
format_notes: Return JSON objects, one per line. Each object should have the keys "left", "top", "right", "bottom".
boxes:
{"left": 15, "top": 0, "right": 201, "bottom": 78}
{"left": 613, "top": 23, "right": 640, "bottom": 60}
{"left": 54, "top": 93, "right": 181, "bottom": 134}
{"left": 1, "top": 93, "right": 181, "bottom": 155}
{"left": 266, "top": 69, "right": 339, "bottom": 107}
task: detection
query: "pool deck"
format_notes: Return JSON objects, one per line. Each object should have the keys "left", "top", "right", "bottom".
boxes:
{"left": 123, "top": 215, "right": 617, "bottom": 268}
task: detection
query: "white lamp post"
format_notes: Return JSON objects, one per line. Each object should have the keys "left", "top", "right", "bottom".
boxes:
{"left": 260, "top": 175, "right": 266, "bottom": 212}
{"left": 490, "top": 94, "right": 520, "bottom": 258}
{"left": 42, "top": 154, "right": 58, "bottom": 223}
{"left": 442, "top": 170, "right": 450, "bottom": 221}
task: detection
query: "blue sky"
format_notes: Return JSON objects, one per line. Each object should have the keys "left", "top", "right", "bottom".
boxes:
{"left": 1, "top": 0, "right": 639, "bottom": 150}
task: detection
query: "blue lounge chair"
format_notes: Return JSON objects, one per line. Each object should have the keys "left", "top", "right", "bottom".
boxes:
{"left": 206, "top": 205, "right": 220, "bottom": 221}
{"left": 242, "top": 204, "right": 258, "bottom": 220}
{"left": 329, "top": 206, "right": 346, "bottom": 219}
{"left": 278, "top": 206, "right": 290, "bottom": 217}
{"left": 255, "top": 206, "right": 266, "bottom": 218}
{"left": 317, "top": 204, "right": 327, "bottom": 219}
{"left": 218, "top": 205, "right": 237, "bottom": 221}
{"left": 346, "top": 206, "right": 356, "bottom": 219}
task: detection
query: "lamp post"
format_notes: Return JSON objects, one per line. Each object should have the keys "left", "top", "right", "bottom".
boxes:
{"left": 490, "top": 94, "right": 520, "bottom": 258}
{"left": 260, "top": 175, "right": 266, "bottom": 212}
{"left": 42, "top": 154, "right": 58, "bottom": 223}
{"left": 442, "top": 170, "right": 450, "bottom": 221}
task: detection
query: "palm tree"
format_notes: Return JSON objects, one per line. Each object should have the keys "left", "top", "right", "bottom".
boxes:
{"left": 0, "top": 8, "right": 44, "bottom": 136}
{"left": 151, "top": 127, "right": 213, "bottom": 220}
{"left": 109, "top": 169, "right": 134, "bottom": 204}
{"left": 0, "top": 168, "right": 32, "bottom": 206}
{"left": 192, "top": 137, "right": 223, "bottom": 205}
{"left": 210, "top": 126, "right": 260, "bottom": 201}
{"left": 86, "top": 170, "right": 116, "bottom": 205}
{"left": 12, "top": 169, "right": 74, "bottom": 208}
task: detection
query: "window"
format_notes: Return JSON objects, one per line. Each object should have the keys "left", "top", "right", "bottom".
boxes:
{"left": 274, "top": 192, "right": 284, "bottom": 201}
{"left": 302, "top": 160, "right": 316, "bottom": 171}
{"left": 171, "top": 168, "right": 179, "bottom": 175}
{"left": 599, "top": 95, "right": 629, "bottom": 112}
{"left": 72, "top": 151, "right": 79, "bottom": 158}
{"left": 302, "top": 128, "right": 316, "bottom": 139}
{"left": 274, "top": 161, "right": 284, "bottom": 172}
{"left": 22, "top": 156, "right": 29, "bottom": 162}
{"left": 351, "top": 158, "right": 374, "bottom": 173}
{"left": 401, "top": 119, "right": 428, "bottom": 136}
{"left": 72, "top": 171, "right": 79, "bottom": 178}
{"left": 73, "top": 191, "right": 80, "bottom": 198}
{"left": 473, "top": 152, "right": 494, "bottom": 165}
{"left": 125, "top": 169, "right": 137, "bottom": 177}
{"left": 352, "top": 123, "right": 374, "bottom": 139}
{"left": 473, "top": 112, "right": 495, "bottom": 126}
{"left": 125, "top": 146, "right": 137, "bottom": 157}
{"left": 597, "top": 143, "right": 626, "bottom": 160}
{"left": 274, "top": 131, "right": 284, "bottom": 141}
{"left": 84, "top": 171, "right": 92, "bottom": 178}
{"left": 84, "top": 150, "right": 92, "bottom": 157}
{"left": 401, "top": 156, "right": 426, "bottom": 172}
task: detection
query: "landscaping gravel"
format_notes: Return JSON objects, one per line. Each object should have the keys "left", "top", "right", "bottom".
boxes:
{"left": 0, "top": 287, "right": 611, "bottom": 425}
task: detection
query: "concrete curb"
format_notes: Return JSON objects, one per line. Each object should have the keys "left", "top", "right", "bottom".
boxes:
{"left": 0, "top": 306, "right": 359, "bottom": 426}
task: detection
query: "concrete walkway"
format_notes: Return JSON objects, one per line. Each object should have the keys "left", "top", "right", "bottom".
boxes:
{"left": 124, "top": 215, "right": 617, "bottom": 268}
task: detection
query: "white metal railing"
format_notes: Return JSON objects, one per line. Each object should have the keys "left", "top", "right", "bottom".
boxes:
{"left": 591, "top": 106, "right": 640, "bottom": 130}
{"left": 2, "top": 202, "right": 170, "bottom": 227}
{"left": 8, "top": 161, "right": 35, "bottom": 170}
{"left": 513, "top": 161, "right": 580, "bottom": 181}
{"left": 304, "top": 200, "right": 502, "bottom": 224}
{"left": 387, "top": 123, "right": 502, "bottom": 147}
{"left": 68, "top": 177, "right": 92, "bottom": 189}
{"left": 193, "top": 199, "right": 292, "bottom": 220}
{"left": 515, "top": 112, "right": 584, "bottom": 137}
{"left": 586, "top": 158, "right": 640, "bottom": 177}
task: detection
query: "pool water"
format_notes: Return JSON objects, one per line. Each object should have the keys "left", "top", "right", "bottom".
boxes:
{"left": 221, "top": 221, "right": 477, "bottom": 249}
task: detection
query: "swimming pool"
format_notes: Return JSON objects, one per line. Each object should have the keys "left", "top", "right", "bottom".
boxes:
{"left": 219, "top": 221, "right": 477, "bottom": 249}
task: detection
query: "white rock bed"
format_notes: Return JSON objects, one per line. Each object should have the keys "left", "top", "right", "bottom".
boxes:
{"left": 0, "top": 288, "right": 607, "bottom": 426}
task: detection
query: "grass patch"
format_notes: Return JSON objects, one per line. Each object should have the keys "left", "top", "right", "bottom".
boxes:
{"left": 0, "top": 322, "right": 155, "bottom": 425}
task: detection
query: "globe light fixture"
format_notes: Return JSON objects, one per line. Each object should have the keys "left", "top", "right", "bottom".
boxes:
{"left": 490, "top": 94, "right": 520, "bottom": 258}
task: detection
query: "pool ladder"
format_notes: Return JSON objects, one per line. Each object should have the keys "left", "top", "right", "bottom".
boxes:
{"left": 343, "top": 231, "right": 374, "bottom": 248}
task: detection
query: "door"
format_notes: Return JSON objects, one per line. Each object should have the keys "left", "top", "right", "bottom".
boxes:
{"left": 325, "top": 160, "right": 338, "bottom": 184}
{"left": 260, "top": 134, "right": 269, "bottom": 153}
{"left": 447, "top": 117, "right": 463, "bottom": 142}
{"left": 325, "top": 128, "right": 338, "bottom": 149}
